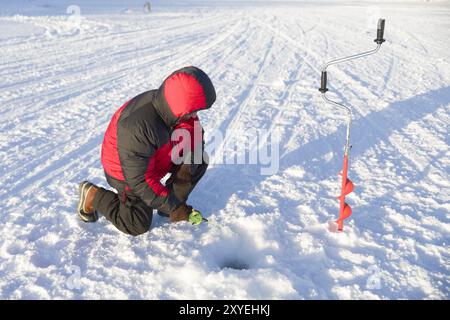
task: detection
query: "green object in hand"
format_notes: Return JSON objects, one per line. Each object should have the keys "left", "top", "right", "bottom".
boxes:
{"left": 188, "top": 209, "right": 208, "bottom": 225}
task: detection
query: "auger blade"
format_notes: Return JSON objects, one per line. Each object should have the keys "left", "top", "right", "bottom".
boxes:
{"left": 343, "top": 178, "right": 354, "bottom": 195}
{"left": 341, "top": 202, "right": 352, "bottom": 220}
{"left": 336, "top": 203, "right": 352, "bottom": 232}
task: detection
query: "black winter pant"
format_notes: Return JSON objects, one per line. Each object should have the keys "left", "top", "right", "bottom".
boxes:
{"left": 92, "top": 162, "right": 208, "bottom": 236}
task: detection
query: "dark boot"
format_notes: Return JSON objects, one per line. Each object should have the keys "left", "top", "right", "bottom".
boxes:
{"left": 77, "top": 181, "right": 99, "bottom": 223}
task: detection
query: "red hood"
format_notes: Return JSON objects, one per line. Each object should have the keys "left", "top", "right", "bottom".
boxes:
{"left": 153, "top": 66, "right": 216, "bottom": 127}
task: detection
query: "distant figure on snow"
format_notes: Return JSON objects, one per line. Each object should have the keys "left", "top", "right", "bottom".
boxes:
{"left": 143, "top": 1, "right": 152, "bottom": 13}
{"left": 77, "top": 66, "right": 216, "bottom": 236}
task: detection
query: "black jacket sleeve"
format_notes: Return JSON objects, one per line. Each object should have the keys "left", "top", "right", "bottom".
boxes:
{"left": 116, "top": 119, "right": 182, "bottom": 213}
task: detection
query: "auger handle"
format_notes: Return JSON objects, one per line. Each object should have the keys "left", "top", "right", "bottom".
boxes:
{"left": 374, "top": 18, "right": 385, "bottom": 44}
{"left": 319, "top": 71, "right": 328, "bottom": 93}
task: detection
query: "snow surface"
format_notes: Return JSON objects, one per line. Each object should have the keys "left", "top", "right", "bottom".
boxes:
{"left": 0, "top": 0, "right": 449, "bottom": 299}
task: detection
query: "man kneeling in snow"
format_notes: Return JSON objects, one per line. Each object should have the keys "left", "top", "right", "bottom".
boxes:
{"left": 77, "top": 66, "right": 216, "bottom": 236}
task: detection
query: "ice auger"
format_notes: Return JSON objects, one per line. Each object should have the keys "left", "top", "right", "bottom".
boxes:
{"left": 319, "top": 19, "right": 386, "bottom": 232}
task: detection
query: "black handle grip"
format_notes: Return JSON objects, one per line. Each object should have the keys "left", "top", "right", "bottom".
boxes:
{"left": 374, "top": 18, "right": 385, "bottom": 44}
{"left": 319, "top": 71, "right": 328, "bottom": 93}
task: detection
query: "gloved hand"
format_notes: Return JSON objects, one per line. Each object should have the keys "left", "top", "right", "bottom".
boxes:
{"left": 169, "top": 204, "right": 208, "bottom": 225}
{"left": 170, "top": 203, "right": 192, "bottom": 222}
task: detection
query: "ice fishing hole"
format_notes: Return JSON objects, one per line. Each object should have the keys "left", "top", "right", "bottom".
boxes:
{"left": 220, "top": 259, "right": 250, "bottom": 270}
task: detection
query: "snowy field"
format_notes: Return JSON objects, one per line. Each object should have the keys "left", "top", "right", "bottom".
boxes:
{"left": 0, "top": 0, "right": 449, "bottom": 299}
